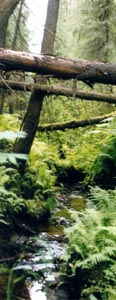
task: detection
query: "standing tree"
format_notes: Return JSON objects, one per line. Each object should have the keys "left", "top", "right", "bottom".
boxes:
{"left": 76, "top": 0, "right": 116, "bottom": 62}
{"left": 55, "top": 0, "right": 116, "bottom": 118}
{"left": 0, "top": 0, "right": 22, "bottom": 113}
{"left": 14, "top": 0, "right": 60, "bottom": 161}
{"left": 6, "top": 0, "right": 29, "bottom": 115}
{"left": 0, "top": 0, "right": 21, "bottom": 47}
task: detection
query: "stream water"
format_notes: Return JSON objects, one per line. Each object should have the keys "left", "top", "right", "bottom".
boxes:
{"left": 1, "top": 187, "right": 86, "bottom": 300}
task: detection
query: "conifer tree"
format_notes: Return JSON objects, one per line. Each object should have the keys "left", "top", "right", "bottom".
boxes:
{"left": 77, "top": 0, "right": 116, "bottom": 62}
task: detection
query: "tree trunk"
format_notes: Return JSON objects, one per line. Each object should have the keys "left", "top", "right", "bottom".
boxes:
{"left": 0, "top": 0, "right": 21, "bottom": 47}
{"left": 11, "top": 0, "right": 24, "bottom": 50}
{"left": 14, "top": 89, "right": 46, "bottom": 154}
{"left": 13, "top": 0, "right": 60, "bottom": 162}
{"left": 41, "top": 0, "right": 60, "bottom": 55}
{"left": 1, "top": 49, "right": 116, "bottom": 85}
{"left": 0, "top": 0, "right": 21, "bottom": 113}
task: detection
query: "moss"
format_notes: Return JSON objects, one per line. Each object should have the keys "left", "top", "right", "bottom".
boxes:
{"left": 24, "top": 198, "right": 48, "bottom": 222}
{"left": 45, "top": 195, "right": 57, "bottom": 213}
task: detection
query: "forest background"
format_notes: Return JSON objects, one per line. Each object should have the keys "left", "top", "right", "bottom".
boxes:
{"left": 1, "top": 0, "right": 116, "bottom": 228}
{"left": 1, "top": 1, "right": 116, "bottom": 299}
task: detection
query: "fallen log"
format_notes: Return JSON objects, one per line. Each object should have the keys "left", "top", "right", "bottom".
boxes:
{"left": 1, "top": 48, "right": 116, "bottom": 84}
{"left": 37, "top": 113, "right": 115, "bottom": 132}
{"left": 0, "top": 79, "right": 116, "bottom": 104}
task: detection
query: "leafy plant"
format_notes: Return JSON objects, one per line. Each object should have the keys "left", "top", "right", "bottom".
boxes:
{"left": 0, "top": 130, "right": 27, "bottom": 228}
{"left": 61, "top": 186, "right": 116, "bottom": 300}
{"left": 0, "top": 130, "right": 27, "bottom": 164}
{"left": 90, "top": 136, "right": 116, "bottom": 187}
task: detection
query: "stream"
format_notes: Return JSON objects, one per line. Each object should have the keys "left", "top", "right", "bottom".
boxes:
{"left": 1, "top": 186, "right": 86, "bottom": 300}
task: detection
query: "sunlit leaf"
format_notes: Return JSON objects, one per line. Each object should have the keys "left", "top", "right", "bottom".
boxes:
{"left": 0, "top": 131, "right": 26, "bottom": 140}
{"left": 0, "top": 153, "right": 28, "bottom": 165}
{"left": 89, "top": 294, "right": 98, "bottom": 300}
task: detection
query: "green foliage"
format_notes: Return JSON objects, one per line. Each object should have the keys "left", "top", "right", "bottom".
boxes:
{"left": 0, "top": 167, "right": 26, "bottom": 226}
{"left": 88, "top": 186, "right": 116, "bottom": 213}
{"left": 38, "top": 112, "right": 116, "bottom": 187}
{"left": 0, "top": 128, "right": 27, "bottom": 164}
{"left": 0, "top": 129, "right": 27, "bottom": 222}
{"left": 90, "top": 135, "right": 116, "bottom": 187}
{"left": 75, "top": 0, "right": 116, "bottom": 62}
{"left": 30, "top": 140, "right": 58, "bottom": 192}
{"left": 0, "top": 114, "right": 21, "bottom": 131}
{"left": 45, "top": 195, "right": 57, "bottom": 213}
{"left": 24, "top": 198, "right": 46, "bottom": 220}
{"left": 56, "top": 0, "right": 116, "bottom": 64}
{"left": 0, "top": 127, "right": 58, "bottom": 229}
{"left": 62, "top": 186, "right": 116, "bottom": 299}
{"left": 0, "top": 163, "right": 57, "bottom": 229}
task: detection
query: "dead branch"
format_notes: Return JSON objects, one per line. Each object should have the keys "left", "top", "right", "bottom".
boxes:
{"left": 0, "top": 79, "right": 116, "bottom": 104}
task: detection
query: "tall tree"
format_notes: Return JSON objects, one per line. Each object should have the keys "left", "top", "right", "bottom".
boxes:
{"left": 14, "top": 0, "right": 60, "bottom": 161}
{"left": 55, "top": 0, "right": 116, "bottom": 117}
{"left": 11, "top": 0, "right": 24, "bottom": 50}
{"left": 55, "top": 0, "right": 81, "bottom": 58}
{"left": 0, "top": 0, "right": 21, "bottom": 47}
{"left": 0, "top": 0, "right": 21, "bottom": 113}
{"left": 77, "top": 0, "right": 116, "bottom": 62}
{"left": 6, "top": 0, "right": 29, "bottom": 51}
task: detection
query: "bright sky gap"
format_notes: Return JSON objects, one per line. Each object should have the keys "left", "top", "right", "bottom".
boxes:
{"left": 26, "top": 0, "right": 48, "bottom": 53}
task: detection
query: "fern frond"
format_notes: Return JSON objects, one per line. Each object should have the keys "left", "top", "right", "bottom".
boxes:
{"left": 98, "top": 226, "right": 116, "bottom": 238}
{"left": 77, "top": 253, "right": 110, "bottom": 269}
{"left": 106, "top": 287, "right": 116, "bottom": 297}
{"left": 102, "top": 246, "right": 116, "bottom": 257}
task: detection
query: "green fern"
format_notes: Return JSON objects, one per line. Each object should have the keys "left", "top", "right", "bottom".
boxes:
{"left": 62, "top": 186, "right": 116, "bottom": 299}
{"left": 89, "top": 137, "right": 116, "bottom": 187}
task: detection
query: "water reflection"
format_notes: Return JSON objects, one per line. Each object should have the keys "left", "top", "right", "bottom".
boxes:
{"left": 29, "top": 282, "right": 47, "bottom": 300}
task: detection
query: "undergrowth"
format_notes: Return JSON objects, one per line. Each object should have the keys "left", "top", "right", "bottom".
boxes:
{"left": 0, "top": 128, "right": 58, "bottom": 233}
{"left": 1, "top": 113, "right": 116, "bottom": 234}
{"left": 61, "top": 186, "right": 116, "bottom": 300}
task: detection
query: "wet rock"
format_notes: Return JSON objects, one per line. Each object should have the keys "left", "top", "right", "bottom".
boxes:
{"left": 47, "top": 286, "right": 70, "bottom": 300}
{"left": 68, "top": 193, "right": 83, "bottom": 201}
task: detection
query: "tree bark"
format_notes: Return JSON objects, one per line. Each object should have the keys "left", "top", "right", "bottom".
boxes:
{"left": 1, "top": 48, "right": 116, "bottom": 85}
{"left": 13, "top": 0, "right": 60, "bottom": 161}
{"left": 14, "top": 89, "right": 46, "bottom": 154}
{"left": 41, "top": 0, "right": 60, "bottom": 54}
{"left": 37, "top": 113, "right": 115, "bottom": 132}
{"left": 1, "top": 80, "right": 116, "bottom": 104}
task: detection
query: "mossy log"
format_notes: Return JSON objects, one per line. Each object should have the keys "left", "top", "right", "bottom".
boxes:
{"left": 38, "top": 113, "right": 115, "bottom": 131}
